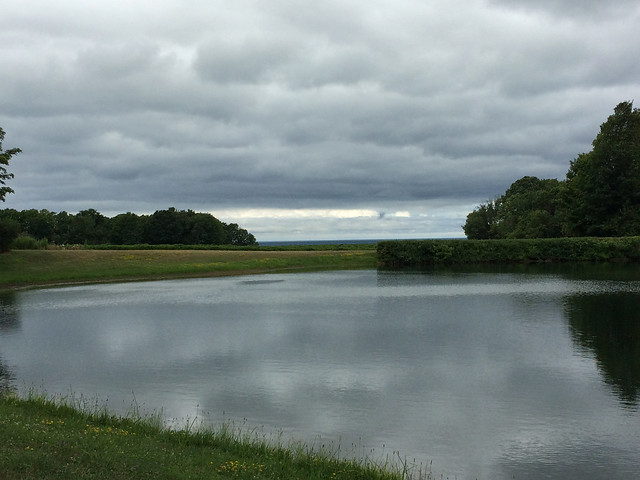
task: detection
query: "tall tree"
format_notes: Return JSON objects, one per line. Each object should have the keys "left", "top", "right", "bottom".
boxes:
{"left": 109, "top": 212, "right": 146, "bottom": 245}
{"left": 463, "top": 177, "right": 563, "bottom": 239}
{"left": 563, "top": 101, "right": 640, "bottom": 236}
{"left": 224, "top": 223, "right": 258, "bottom": 246}
{"left": 494, "top": 176, "right": 563, "bottom": 238}
{"left": 68, "top": 209, "right": 109, "bottom": 244}
{"left": 463, "top": 201, "right": 499, "bottom": 239}
{"left": 0, "top": 127, "right": 21, "bottom": 202}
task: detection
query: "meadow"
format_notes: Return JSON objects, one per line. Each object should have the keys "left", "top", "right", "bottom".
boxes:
{"left": 0, "top": 247, "right": 377, "bottom": 289}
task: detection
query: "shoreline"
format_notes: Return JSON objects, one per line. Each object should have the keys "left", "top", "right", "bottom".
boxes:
{"left": 0, "top": 391, "right": 414, "bottom": 480}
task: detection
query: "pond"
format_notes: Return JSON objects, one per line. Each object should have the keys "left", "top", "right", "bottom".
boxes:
{"left": 1, "top": 266, "right": 639, "bottom": 479}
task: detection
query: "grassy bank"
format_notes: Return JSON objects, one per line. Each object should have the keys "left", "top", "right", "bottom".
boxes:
{"left": 0, "top": 391, "right": 417, "bottom": 480}
{"left": 0, "top": 248, "right": 377, "bottom": 289}
{"left": 377, "top": 237, "right": 640, "bottom": 267}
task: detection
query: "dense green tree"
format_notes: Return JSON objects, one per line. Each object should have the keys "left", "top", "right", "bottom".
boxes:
{"left": 185, "top": 211, "right": 226, "bottom": 245}
{"left": 0, "top": 217, "right": 20, "bottom": 252}
{"left": 144, "top": 208, "right": 187, "bottom": 244}
{"left": 224, "top": 223, "right": 258, "bottom": 246}
{"left": 463, "top": 201, "right": 499, "bottom": 239}
{"left": 109, "top": 212, "right": 146, "bottom": 244}
{"left": 495, "top": 176, "right": 563, "bottom": 238}
{"left": 464, "top": 177, "right": 563, "bottom": 239}
{"left": 563, "top": 101, "right": 640, "bottom": 236}
{"left": 1, "top": 207, "right": 257, "bottom": 246}
{"left": 68, "top": 209, "right": 109, "bottom": 244}
{"left": 52, "top": 211, "right": 72, "bottom": 244}
{"left": 465, "top": 101, "right": 640, "bottom": 239}
{"left": 18, "top": 209, "right": 56, "bottom": 240}
{"left": 0, "top": 128, "right": 21, "bottom": 203}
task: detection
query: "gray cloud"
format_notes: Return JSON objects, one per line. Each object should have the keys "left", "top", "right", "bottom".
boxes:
{"left": 1, "top": 0, "right": 639, "bottom": 240}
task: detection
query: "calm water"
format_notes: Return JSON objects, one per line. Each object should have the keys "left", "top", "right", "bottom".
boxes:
{"left": 1, "top": 267, "right": 640, "bottom": 479}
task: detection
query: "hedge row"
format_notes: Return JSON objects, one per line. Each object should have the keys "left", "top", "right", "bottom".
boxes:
{"left": 377, "top": 237, "right": 640, "bottom": 267}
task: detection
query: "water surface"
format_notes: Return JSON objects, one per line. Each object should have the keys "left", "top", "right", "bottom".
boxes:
{"left": 1, "top": 267, "right": 639, "bottom": 479}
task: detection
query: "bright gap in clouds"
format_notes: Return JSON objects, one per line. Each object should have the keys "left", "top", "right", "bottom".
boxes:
{"left": 212, "top": 208, "right": 381, "bottom": 219}
{"left": 210, "top": 208, "right": 466, "bottom": 242}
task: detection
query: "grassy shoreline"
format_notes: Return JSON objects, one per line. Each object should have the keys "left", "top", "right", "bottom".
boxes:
{"left": 0, "top": 249, "right": 424, "bottom": 479}
{"left": 0, "top": 248, "right": 378, "bottom": 290}
{"left": 0, "top": 391, "right": 419, "bottom": 480}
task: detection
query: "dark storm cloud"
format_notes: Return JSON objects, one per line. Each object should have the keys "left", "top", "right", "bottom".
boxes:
{"left": 1, "top": 0, "right": 639, "bottom": 239}
{"left": 490, "top": 0, "right": 640, "bottom": 18}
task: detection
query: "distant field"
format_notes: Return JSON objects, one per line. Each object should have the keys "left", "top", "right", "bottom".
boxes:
{"left": 0, "top": 248, "right": 378, "bottom": 289}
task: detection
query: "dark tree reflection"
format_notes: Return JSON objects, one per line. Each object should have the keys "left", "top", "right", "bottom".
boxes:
{"left": 0, "top": 290, "right": 19, "bottom": 393}
{"left": 0, "top": 290, "right": 19, "bottom": 332}
{"left": 565, "top": 293, "right": 640, "bottom": 406}
{"left": 0, "top": 357, "right": 14, "bottom": 394}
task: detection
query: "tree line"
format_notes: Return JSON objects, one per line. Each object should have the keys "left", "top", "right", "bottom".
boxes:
{"left": 1, "top": 128, "right": 257, "bottom": 250}
{"left": 0, "top": 207, "right": 257, "bottom": 249}
{"left": 464, "top": 101, "right": 640, "bottom": 239}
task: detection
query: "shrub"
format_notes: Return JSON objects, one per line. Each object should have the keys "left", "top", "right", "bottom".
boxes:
{"left": 0, "top": 218, "right": 20, "bottom": 252}
{"left": 377, "top": 237, "right": 640, "bottom": 267}
{"left": 11, "top": 234, "right": 48, "bottom": 250}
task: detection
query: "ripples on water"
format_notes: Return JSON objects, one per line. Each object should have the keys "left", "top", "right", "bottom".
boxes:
{"left": 1, "top": 267, "right": 639, "bottom": 479}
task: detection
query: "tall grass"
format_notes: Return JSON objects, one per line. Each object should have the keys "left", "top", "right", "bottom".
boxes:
{"left": 0, "top": 390, "right": 429, "bottom": 480}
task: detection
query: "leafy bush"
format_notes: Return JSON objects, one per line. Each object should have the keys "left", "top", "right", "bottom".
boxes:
{"left": 11, "top": 235, "right": 48, "bottom": 250}
{"left": 377, "top": 237, "right": 640, "bottom": 267}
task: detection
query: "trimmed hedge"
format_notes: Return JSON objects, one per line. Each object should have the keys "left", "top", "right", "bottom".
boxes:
{"left": 377, "top": 237, "right": 640, "bottom": 267}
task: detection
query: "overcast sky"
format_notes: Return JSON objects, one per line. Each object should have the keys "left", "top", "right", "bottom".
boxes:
{"left": 1, "top": 1, "right": 639, "bottom": 241}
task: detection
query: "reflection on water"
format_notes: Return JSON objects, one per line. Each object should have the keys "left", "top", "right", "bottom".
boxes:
{"left": 0, "top": 290, "right": 19, "bottom": 333}
{"left": 566, "top": 293, "right": 640, "bottom": 406}
{"left": 0, "top": 290, "right": 18, "bottom": 393}
{"left": 0, "top": 267, "right": 639, "bottom": 479}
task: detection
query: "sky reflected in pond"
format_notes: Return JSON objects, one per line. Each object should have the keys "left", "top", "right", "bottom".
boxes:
{"left": 1, "top": 268, "right": 639, "bottom": 479}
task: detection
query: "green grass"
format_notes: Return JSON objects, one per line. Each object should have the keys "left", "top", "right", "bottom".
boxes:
{"left": 0, "top": 248, "right": 378, "bottom": 289}
{"left": 0, "top": 391, "right": 424, "bottom": 480}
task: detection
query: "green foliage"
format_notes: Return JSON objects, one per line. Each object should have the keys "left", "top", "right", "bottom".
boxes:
{"left": 463, "top": 177, "right": 563, "bottom": 239}
{"left": 464, "top": 101, "right": 640, "bottom": 240}
{"left": 563, "top": 101, "right": 640, "bottom": 236}
{"left": 494, "top": 177, "right": 563, "bottom": 238}
{"left": 463, "top": 202, "right": 499, "bottom": 239}
{"left": 109, "top": 212, "right": 146, "bottom": 244}
{"left": 68, "top": 209, "right": 109, "bottom": 244}
{"left": 0, "top": 128, "right": 21, "bottom": 203}
{"left": 1, "top": 392, "right": 407, "bottom": 480}
{"left": 225, "top": 222, "right": 258, "bottom": 246}
{"left": 0, "top": 218, "right": 20, "bottom": 253}
{"left": 0, "top": 207, "right": 258, "bottom": 247}
{"left": 10, "top": 235, "right": 49, "bottom": 250}
{"left": 378, "top": 237, "right": 640, "bottom": 267}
